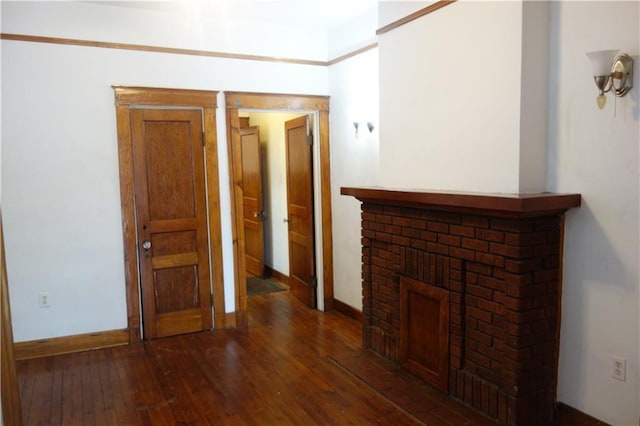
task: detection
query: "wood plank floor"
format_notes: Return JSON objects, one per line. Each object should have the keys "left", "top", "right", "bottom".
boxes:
{"left": 17, "top": 291, "right": 594, "bottom": 425}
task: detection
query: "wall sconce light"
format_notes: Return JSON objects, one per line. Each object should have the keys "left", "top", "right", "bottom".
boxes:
{"left": 586, "top": 50, "right": 634, "bottom": 109}
{"left": 367, "top": 122, "right": 375, "bottom": 133}
{"left": 354, "top": 121, "right": 375, "bottom": 137}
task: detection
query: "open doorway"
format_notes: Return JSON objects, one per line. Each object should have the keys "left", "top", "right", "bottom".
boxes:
{"left": 239, "top": 112, "right": 319, "bottom": 308}
{"left": 239, "top": 112, "right": 309, "bottom": 294}
{"left": 225, "top": 92, "right": 333, "bottom": 328}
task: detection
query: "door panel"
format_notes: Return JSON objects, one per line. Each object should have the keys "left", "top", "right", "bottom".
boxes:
{"left": 285, "top": 116, "right": 316, "bottom": 308}
{"left": 131, "top": 108, "right": 212, "bottom": 339}
{"left": 239, "top": 126, "right": 265, "bottom": 277}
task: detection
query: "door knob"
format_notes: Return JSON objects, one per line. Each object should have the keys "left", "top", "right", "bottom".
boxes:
{"left": 142, "top": 241, "right": 151, "bottom": 250}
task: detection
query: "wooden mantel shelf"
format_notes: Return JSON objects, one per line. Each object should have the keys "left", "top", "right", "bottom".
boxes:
{"left": 340, "top": 187, "right": 581, "bottom": 216}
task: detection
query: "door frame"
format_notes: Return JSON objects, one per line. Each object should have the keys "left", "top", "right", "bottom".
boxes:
{"left": 113, "top": 86, "right": 225, "bottom": 342}
{"left": 225, "top": 92, "right": 333, "bottom": 327}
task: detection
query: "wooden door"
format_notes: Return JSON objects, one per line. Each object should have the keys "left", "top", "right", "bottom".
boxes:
{"left": 285, "top": 116, "right": 316, "bottom": 308}
{"left": 131, "top": 108, "right": 212, "bottom": 339}
{"left": 1, "top": 217, "right": 24, "bottom": 426}
{"left": 239, "top": 126, "right": 265, "bottom": 277}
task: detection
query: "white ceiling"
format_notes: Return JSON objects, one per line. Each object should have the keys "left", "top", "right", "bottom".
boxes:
{"left": 90, "top": 0, "right": 377, "bottom": 29}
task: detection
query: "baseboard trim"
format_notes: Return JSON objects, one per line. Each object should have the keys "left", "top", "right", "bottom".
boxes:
{"left": 265, "top": 266, "right": 290, "bottom": 286}
{"left": 14, "top": 328, "right": 129, "bottom": 360}
{"left": 556, "top": 402, "right": 610, "bottom": 425}
{"left": 333, "top": 299, "right": 363, "bottom": 323}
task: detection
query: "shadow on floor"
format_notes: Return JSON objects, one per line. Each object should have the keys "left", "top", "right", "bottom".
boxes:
{"left": 247, "top": 276, "right": 288, "bottom": 297}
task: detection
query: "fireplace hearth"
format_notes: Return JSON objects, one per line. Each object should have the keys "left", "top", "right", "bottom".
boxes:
{"left": 341, "top": 187, "right": 580, "bottom": 426}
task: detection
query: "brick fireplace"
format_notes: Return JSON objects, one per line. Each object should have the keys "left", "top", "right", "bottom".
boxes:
{"left": 341, "top": 187, "right": 581, "bottom": 426}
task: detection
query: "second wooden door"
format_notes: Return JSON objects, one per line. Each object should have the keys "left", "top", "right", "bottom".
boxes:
{"left": 285, "top": 115, "right": 316, "bottom": 308}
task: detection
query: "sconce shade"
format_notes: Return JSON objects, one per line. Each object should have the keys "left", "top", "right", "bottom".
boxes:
{"left": 586, "top": 50, "right": 619, "bottom": 76}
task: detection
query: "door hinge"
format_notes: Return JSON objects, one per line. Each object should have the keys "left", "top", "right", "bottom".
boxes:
{"left": 202, "top": 132, "right": 206, "bottom": 147}
{"left": 311, "top": 276, "right": 318, "bottom": 288}
{"left": 307, "top": 133, "right": 313, "bottom": 146}
{"left": 210, "top": 293, "right": 213, "bottom": 305}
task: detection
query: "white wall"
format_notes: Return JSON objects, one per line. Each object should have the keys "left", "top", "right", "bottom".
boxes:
{"left": 378, "top": 1, "right": 549, "bottom": 194}
{"left": 1, "top": 2, "right": 328, "bottom": 341}
{"left": 329, "top": 46, "right": 380, "bottom": 310}
{"left": 327, "top": 2, "right": 379, "bottom": 311}
{"left": 379, "top": 1, "right": 521, "bottom": 192}
{"left": 244, "top": 111, "right": 304, "bottom": 276}
{"left": 1, "top": 1, "right": 328, "bottom": 62}
{"left": 328, "top": 7, "right": 377, "bottom": 59}
{"left": 547, "top": 2, "right": 639, "bottom": 424}
{"left": 378, "top": 1, "right": 437, "bottom": 28}
{"left": 518, "top": 0, "right": 550, "bottom": 193}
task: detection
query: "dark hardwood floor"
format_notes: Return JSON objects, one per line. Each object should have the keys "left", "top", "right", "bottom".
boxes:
{"left": 17, "top": 291, "right": 597, "bottom": 425}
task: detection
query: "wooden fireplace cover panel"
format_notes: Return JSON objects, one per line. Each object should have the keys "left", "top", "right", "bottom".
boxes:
{"left": 399, "top": 276, "right": 449, "bottom": 394}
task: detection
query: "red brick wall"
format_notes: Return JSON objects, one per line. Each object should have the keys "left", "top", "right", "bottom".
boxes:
{"left": 361, "top": 203, "right": 563, "bottom": 425}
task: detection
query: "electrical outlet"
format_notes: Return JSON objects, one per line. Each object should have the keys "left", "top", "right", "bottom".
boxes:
{"left": 38, "top": 292, "right": 50, "bottom": 308}
{"left": 612, "top": 356, "right": 626, "bottom": 382}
